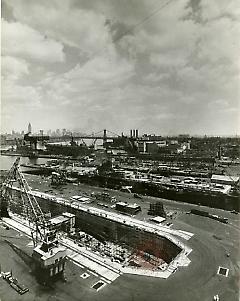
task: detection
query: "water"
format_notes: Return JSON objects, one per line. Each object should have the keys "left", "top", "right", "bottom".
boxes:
{"left": 0, "top": 154, "right": 51, "bottom": 170}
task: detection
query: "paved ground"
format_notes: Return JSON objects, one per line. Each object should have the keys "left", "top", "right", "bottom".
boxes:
{"left": 0, "top": 174, "right": 239, "bottom": 301}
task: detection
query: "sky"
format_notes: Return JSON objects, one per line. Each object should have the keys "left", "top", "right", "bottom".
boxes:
{"left": 1, "top": 0, "right": 240, "bottom": 136}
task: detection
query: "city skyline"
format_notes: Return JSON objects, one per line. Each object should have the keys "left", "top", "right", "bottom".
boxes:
{"left": 1, "top": 0, "right": 240, "bottom": 136}
{"left": 2, "top": 123, "right": 239, "bottom": 138}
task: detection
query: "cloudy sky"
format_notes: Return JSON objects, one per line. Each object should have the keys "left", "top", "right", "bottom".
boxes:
{"left": 1, "top": 0, "right": 240, "bottom": 135}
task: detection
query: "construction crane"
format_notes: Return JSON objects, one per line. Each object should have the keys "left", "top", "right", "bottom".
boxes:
{"left": 0, "top": 157, "right": 67, "bottom": 284}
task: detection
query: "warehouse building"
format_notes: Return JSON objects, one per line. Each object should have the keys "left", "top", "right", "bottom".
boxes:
{"left": 211, "top": 175, "right": 239, "bottom": 186}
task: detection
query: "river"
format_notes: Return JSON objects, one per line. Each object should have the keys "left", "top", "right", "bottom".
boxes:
{"left": 0, "top": 154, "right": 51, "bottom": 171}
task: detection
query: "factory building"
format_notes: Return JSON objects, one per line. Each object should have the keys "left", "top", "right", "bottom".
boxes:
{"left": 130, "top": 129, "right": 139, "bottom": 138}
{"left": 115, "top": 202, "right": 142, "bottom": 215}
{"left": 49, "top": 212, "right": 75, "bottom": 233}
{"left": 137, "top": 140, "right": 190, "bottom": 154}
{"left": 138, "top": 141, "right": 167, "bottom": 153}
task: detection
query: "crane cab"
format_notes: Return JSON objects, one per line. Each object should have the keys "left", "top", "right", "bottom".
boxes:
{"left": 32, "top": 229, "right": 67, "bottom": 284}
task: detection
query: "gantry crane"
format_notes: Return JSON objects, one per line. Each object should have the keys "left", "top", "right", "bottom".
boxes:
{"left": 0, "top": 157, "right": 20, "bottom": 218}
{"left": 0, "top": 157, "right": 67, "bottom": 284}
{"left": 1, "top": 157, "right": 46, "bottom": 245}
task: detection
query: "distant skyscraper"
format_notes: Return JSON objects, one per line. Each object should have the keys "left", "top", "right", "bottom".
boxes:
{"left": 28, "top": 122, "right": 32, "bottom": 134}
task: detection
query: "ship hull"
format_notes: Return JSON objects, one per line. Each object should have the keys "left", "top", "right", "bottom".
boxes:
{"left": 19, "top": 167, "right": 240, "bottom": 211}
{"left": 45, "top": 144, "right": 93, "bottom": 157}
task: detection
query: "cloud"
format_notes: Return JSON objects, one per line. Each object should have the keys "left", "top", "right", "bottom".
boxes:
{"left": 196, "top": 19, "right": 240, "bottom": 66}
{"left": 2, "top": 79, "right": 41, "bottom": 106}
{"left": 40, "top": 51, "right": 135, "bottom": 105}
{"left": 65, "top": 53, "right": 134, "bottom": 87}
{"left": 4, "top": 0, "right": 112, "bottom": 55}
{"left": 200, "top": 0, "right": 240, "bottom": 21}
{"left": 2, "top": 18, "right": 65, "bottom": 63}
{"left": 1, "top": 0, "right": 239, "bottom": 135}
{"left": 2, "top": 56, "right": 29, "bottom": 80}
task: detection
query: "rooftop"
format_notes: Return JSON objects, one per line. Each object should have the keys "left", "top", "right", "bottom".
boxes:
{"left": 211, "top": 174, "right": 239, "bottom": 183}
{"left": 49, "top": 215, "right": 69, "bottom": 225}
{"left": 150, "top": 216, "right": 166, "bottom": 223}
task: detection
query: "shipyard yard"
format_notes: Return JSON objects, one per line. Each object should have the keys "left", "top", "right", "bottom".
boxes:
{"left": 1, "top": 215, "right": 239, "bottom": 301}
{"left": 2, "top": 0, "right": 240, "bottom": 299}
{"left": 1, "top": 133, "right": 240, "bottom": 301}
{"left": 1, "top": 169, "right": 240, "bottom": 301}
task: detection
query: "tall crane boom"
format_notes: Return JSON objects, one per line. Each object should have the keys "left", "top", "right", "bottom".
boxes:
{"left": 16, "top": 163, "right": 47, "bottom": 246}
{"left": 1, "top": 157, "right": 46, "bottom": 246}
{"left": 1, "top": 157, "right": 67, "bottom": 284}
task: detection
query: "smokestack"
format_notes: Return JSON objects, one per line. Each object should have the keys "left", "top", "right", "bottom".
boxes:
{"left": 130, "top": 129, "right": 133, "bottom": 138}
{"left": 136, "top": 129, "right": 138, "bottom": 138}
{"left": 133, "top": 129, "right": 136, "bottom": 138}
